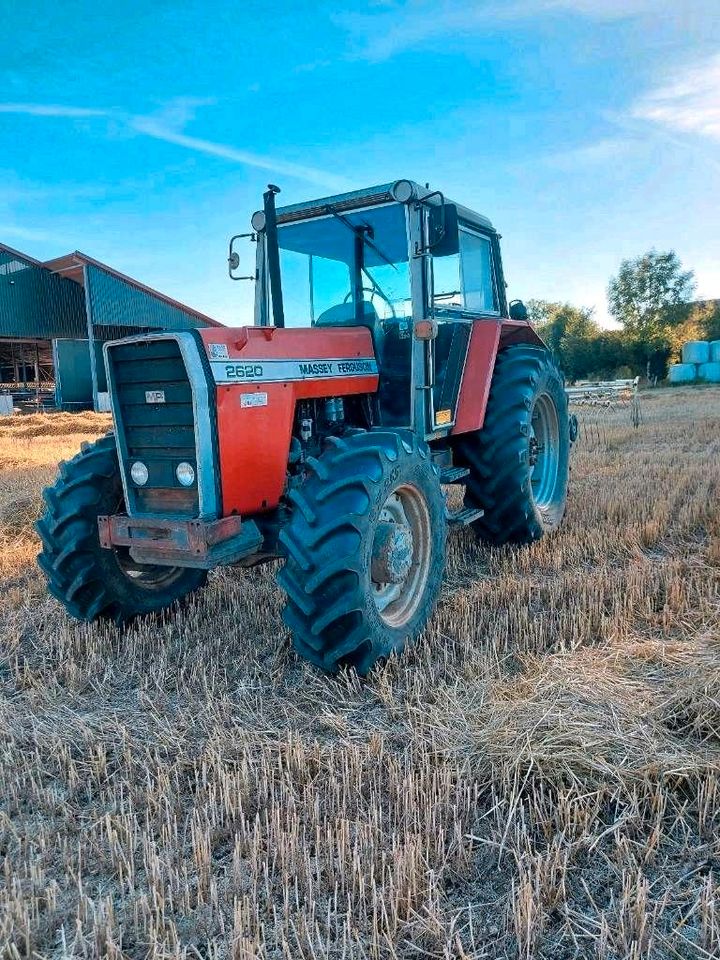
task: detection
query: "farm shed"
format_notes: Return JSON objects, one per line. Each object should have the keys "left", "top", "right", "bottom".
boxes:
{"left": 0, "top": 243, "right": 223, "bottom": 411}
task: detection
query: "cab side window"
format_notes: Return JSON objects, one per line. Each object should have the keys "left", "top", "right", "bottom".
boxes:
{"left": 432, "top": 251, "right": 463, "bottom": 311}
{"left": 459, "top": 230, "right": 497, "bottom": 314}
{"left": 432, "top": 228, "right": 498, "bottom": 316}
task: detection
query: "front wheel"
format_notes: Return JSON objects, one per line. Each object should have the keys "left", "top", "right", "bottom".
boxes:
{"left": 36, "top": 434, "right": 207, "bottom": 623}
{"left": 454, "top": 345, "right": 570, "bottom": 544}
{"left": 277, "top": 431, "right": 447, "bottom": 674}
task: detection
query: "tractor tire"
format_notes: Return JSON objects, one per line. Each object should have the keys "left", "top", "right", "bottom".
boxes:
{"left": 455, "top": 344, "right": 570, "bottom": 544}
{"left": 36, "top": 434, "right": 207, "bottom": 624}
{"left": 277, "top": 431, "right": 446, "bottom": 674}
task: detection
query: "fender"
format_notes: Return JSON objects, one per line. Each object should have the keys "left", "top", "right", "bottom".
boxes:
{"left": 451, "top": 319, "right": 546, "bottom": 436}
{"left": 197, "top": 327, "right": 379, "bottom": 516}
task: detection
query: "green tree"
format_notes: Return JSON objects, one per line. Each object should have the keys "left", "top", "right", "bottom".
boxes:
{"left": 666, "top": 307, "right": 705, "bottom": 363}
{"left": 665, "top": 299, "right": 720, "bottom": 360}
{"left": 696, "top": 299, "right": 720, "bottom": 342}
{"left": 528, "top": 300, "right": 599, "bottom": 381}
{"left": 607, "top": 250, "right": 695, "bottom": 347}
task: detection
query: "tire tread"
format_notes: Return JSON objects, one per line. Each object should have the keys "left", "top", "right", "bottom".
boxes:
{"left": 278, "top": 430, "right": 445, "bottom": 673}
{"left": 455, "top": 345, "right": 569, "bottom": 545}
{"left": 36, "top": 433, "right": 206, "bottom": 623}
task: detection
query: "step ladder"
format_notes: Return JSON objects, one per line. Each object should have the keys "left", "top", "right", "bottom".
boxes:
{"left": 438, "top": 465, "right": 470, "bottom": 484}
{"left": 446, "top": 505, "right": 484, "bottom": 528}
{"left": 437, "top": 464, "right": 482, "bottom": 526}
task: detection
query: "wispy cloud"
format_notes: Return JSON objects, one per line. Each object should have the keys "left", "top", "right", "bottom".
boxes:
{"left": 538, "top": 0, "right": 666, "bottom": 16}
{"left": 539, "top": 136, "right": 639, "bottom": 171}
{"left": 333, "top": 0, "right": 668, "bottom": 62}
{"left": 0, "top": 181, "right": 111, "bottom": 203}
{"left": 130, "top": 115, "right": 353, "bottom": 191}
{"left": 0, "top": 97, "right": 351, "bottom": 190}
{"left": 0, "top": 102, "right": 108, "bottom": 118}
{"left": 141, "top": 97, "right": 217, "bottom": 132}
{"left": 630, "top": 53, "right": 720, "bottom": 141}
{"left": 0, "top": 223, "right": 60, "bottom": 243}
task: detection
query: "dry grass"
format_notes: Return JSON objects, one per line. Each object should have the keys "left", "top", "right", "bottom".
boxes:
{"left": 0, "top": 388, "right": 719, "bottom": 959}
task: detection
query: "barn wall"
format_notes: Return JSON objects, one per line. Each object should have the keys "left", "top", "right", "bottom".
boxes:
{"left": 84, "top": 265, "right": 209, "bottom": 342}
{"left": 84, "top": 264, "right": 212, "bottom": 410}
{"left": 0, "top": 250, "right": 86, "bottom": 340}
{"left": 1, "top": 246, "right": 220, "bottom": 411}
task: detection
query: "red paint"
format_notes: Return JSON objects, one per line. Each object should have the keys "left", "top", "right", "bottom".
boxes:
{"left": 499, "top": 319, "right": 545, "bottom": 349}
{"left": 451, "top": 321, "right": 502, "bottom": 435}
{"left": 451, "top": 319, "right": 546, "bottom": 435}
{"left": 197, "top": 325, "right": 377, "bottom": 362}
{"left": 197, "top": 327, "right": 379, "bottom": 516}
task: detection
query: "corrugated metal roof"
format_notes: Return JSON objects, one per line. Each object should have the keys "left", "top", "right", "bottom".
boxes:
{"left": 43, "top": 251, "right": 224, "bottom": 328}
{"left": 0, "top": 242, "right": 44, "bottom": 268}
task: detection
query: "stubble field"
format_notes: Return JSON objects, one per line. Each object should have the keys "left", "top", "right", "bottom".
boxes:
{"left": 1, "top": 387, "right": 719, "bottom": 959}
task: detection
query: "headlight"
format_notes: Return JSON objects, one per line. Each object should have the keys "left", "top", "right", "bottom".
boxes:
{"left": 130, "top": 461, "right": 149, "bottom": 486}
{"left": 176, "top": 462, "right": 195, "bottom": 487}
{"left": 391, "top": 179, "right": 417, "bottom": 203}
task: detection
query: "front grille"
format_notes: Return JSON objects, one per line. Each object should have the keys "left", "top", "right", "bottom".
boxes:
{"left": 107, "top": 338, "right": 199, "bottom": 517}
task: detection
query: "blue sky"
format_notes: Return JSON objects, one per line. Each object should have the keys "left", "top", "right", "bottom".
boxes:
{"left": 1, "top": 0, "right": 718, "bottom": 326}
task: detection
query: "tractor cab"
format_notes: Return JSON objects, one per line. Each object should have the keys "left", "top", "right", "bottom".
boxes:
{"left": 231, "top": 180, "right": 510, "bottom": 438}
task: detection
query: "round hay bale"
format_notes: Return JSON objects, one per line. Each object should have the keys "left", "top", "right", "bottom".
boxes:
{"left": 710, "top": 340, "right": 720, "bottom": 363}
{"left": 698, "top": 361, "right": 720, "bottom": 383}
{"left": 682, "top": 340, "right": 710, "bottom": 364}
{"left": 668, "top": 363, "right": 697, "bottom": 384}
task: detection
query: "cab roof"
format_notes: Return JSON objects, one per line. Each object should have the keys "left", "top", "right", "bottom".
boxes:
{"left": 275, "top": 180, "right": 495, "bottom": 233}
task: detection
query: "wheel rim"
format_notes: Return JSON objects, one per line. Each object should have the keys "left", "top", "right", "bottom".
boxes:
{"left": 109, "top": 493, "right": 185, "bottom": 590}
{"left": 529, "top": 392, "right": 560, "bottom": 509}
{"left": 370, "top": 484, "right": 432, "bottom": 628}
{"left": 114, "top": 548, "right": 186, "bottom": 590}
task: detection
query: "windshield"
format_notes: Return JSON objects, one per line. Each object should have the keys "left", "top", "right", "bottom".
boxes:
{"left": 276, "top": 203, "right": 411, "bottom": 326}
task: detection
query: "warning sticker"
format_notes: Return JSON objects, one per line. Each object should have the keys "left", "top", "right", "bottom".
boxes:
{"left": 208, "top": 342, "right": 229, "bottom": 360}
{"left": 240, "top": 392, "right": 268, "bottom": 408}
{"left": 435, "top": 408, "right": 452, "bottom": 426}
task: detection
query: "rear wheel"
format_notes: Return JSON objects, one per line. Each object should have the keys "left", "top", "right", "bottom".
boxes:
{"left": 277, "top": 431, "right": 446, "bottom": 674}
{"left": 455, "top": 345, "right": 570, "bottom": 544}
{"left": 36, "top": 434, "right": 207, "bottom": 623}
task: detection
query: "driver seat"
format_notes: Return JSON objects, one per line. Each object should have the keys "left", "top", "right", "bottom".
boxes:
{"left": 316, "top": 301, "right": 411, "bottom": 426}
{"left": 315, "top": 300, "right": 384, "bottom": 357}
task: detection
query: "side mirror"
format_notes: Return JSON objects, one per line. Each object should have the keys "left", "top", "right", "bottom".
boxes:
{"left": 228, "top": 233, "right": 257, "bottom": 281}
{"left": 427, "top": 202, "right": 459, "bottom": 257}
{"left": 509, "top": 299, "right": 528, "bottom": 321}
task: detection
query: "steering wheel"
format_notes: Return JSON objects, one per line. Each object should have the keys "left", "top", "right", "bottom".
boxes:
{"left": 343, "top": 286, "right": 397, "bottom": 319}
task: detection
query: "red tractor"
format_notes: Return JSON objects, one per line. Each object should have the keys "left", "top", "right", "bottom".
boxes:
{"left": 37, "top": 181, "right": 570, "bottom": 673}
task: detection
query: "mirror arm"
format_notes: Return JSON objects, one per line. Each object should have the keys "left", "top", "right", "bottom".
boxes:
{"left": 414, "top": 190, "right": 446, "bottom": 255}
{"left": 228, "top": 233, "right": 257, "bottom": 281}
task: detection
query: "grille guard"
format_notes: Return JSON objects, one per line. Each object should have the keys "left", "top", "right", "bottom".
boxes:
{"left": 103, "top": 331, "right": 220, "bottom": 520}
{"left": 98, "top": 513, "right": 263, "bottom": 569}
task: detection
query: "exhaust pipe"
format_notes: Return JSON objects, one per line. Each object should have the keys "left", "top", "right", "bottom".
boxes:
{"left": 263, "top": 184, "right": 285, "bottom": 329}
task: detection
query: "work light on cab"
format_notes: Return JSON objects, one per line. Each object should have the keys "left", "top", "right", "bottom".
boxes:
{"left": 251, "top": 210, "right": 266, "bottom": 232}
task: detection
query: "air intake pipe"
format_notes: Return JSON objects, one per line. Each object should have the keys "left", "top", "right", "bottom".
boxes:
{"left": 263, "top": 184, "right": 285, "bottom": 329}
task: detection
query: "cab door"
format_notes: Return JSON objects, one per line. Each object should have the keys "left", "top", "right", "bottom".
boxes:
{"left": 429, "top": 225, "right": 502, "bottom": 430}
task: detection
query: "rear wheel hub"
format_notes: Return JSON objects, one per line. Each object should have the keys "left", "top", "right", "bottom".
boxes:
{"left": 370, "top": 486, "right": 432, "bottom": 628}
{"left": 371, "top": 521, "right": 413, "bottom": 585}
{"left": 529, "top": 392, "right": 560, "bottom": 509}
